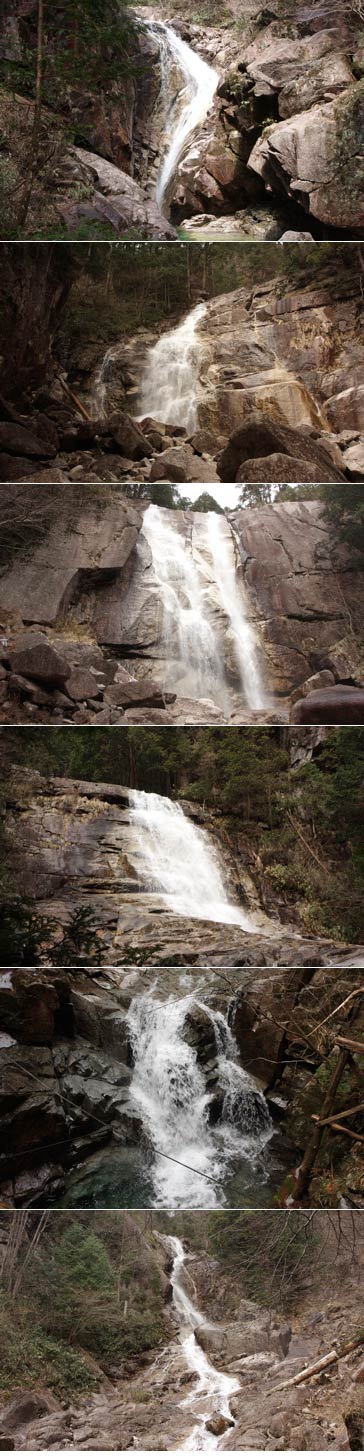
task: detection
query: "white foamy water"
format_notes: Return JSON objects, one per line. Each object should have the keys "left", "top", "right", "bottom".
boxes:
{"left": 91, "top": 344, "right": 120, "bottom": 418}
{"left": 127, "top": 995, "right": 272, "bottom": 1209}
{"left": 206, "top": 512, "right": 268, "bottom": 711}
{"left": 168, "top": 1236, "right": 240, "bottom": 1446}
{"left": 137, "top": 301, "right": 206, "bottom": 431}
{"left": 128, "top": 788, "right": 256, "bottom": 929}
{"left": 141, "top": 504, "right": 231, "bottom": 710}
{"left": 151, "top": 24, "right": 218, "bottom": 211}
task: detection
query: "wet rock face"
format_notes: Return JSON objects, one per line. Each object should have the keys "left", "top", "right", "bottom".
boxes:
{"left": 0, "top": 971, "right": 138, "bottom": 1203}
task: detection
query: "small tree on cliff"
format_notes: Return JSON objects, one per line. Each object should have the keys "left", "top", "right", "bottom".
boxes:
{"left": 237, "top": 485, "right": 274, "bottom": 508}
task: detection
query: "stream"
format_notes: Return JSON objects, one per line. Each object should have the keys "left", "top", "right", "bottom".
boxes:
{"left": 167, "top": 1235, "right": 240, "bottom": 1449}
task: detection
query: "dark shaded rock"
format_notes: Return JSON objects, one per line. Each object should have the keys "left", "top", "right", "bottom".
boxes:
{"left": 290, "top": 686, "right": 364, "bottom": 723}
{"left": 65, "top": 668, "right": 102, "bottom": 702}
{"left": 104, "top": 680, "right": 170, "bottom": 709}
{"left": 112, "top": 416, "right": 153, "bottom": 460}
{"left": 0, "top": 1390, "right": 61, "bottom": 1433}
{"left": 217, "top": 414, "right": 345, "bottom": 482}
{"left": 0, "top": 422, "right": 57, "bottom": 458}
{"left": 9, "top": 635, "right": 70, "bottom": 686}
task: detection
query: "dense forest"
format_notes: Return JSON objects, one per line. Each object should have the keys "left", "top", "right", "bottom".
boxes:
{"left": 0, "top": 239, "right": 357, "bottom": 387}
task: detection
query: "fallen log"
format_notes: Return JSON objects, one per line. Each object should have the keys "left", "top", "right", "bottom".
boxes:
{"left": 269, "top": 1331, "right": 364, "bottom": 1393}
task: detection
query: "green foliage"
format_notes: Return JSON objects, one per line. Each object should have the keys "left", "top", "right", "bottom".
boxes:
{"left": 192, "top": 492, "right": 224, "bottom": 514}
{"left": 0, "top": 1214, "right": 168, "bottom": 1397}
{"left": 0, "top": 901, "right": 101, "bottom": 967}
{"left": 149, "top": 484, "right": 189, "bottom": 510}
{"left": 0, "top": 1314, "right": 96, "bottom": 1397}
{"left": 321, "top": 485, "right": 364, "bottom": 556}
{"left": 49, "top": 1224, "right": 115, "bottom": 1293}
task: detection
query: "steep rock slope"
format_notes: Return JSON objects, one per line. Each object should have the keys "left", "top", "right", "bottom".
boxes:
{"left": 3, "top": 768, "right": 363, "bottom": 966}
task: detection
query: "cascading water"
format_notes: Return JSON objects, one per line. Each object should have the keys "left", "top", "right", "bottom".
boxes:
{"left": 150, "top": 24, "right": 219, "bottom": 213}
{"left": 141, "top": 504, "right": 231, "bottom": 710}
{"left": 127, "top": 994, "right": 273, "bottom": 1209}
{"left": 91, "top": 344, "right": 120, "bottom": 418}
{"left": 137, "top": 301, "right": 206, "bottom": 431}
{"left": 128, "top": 788, "right": 258, "bottom": 929}
{"left": 140, "top": 505, "right": 269, "bottom": 714}
{"left": 206, "top": 513, "right": 268, "bottom": 711}
{"left": 167, "top": 1235, "right": 240, "bottom": 1449}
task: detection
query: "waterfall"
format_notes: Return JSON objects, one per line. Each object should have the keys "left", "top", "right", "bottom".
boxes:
{"left": 141, "top": 504, "right": 231, "bottom": 710}
{"left": 91, "top": 344, "right": 120, "bottom": 419}
{"left": 168, "top": 1235, "right": 240, "bottom": 1449}
{"left": 128, "top": 788, "right": 257, "bottom": 929}
{"left": 137, "top": 302, "right": 206, "bottom": 431}
{"left": 141, "top": 505, "right": 269, "bottom": 712}
{"left": 127, "top": 994, "right": 273, "bottom": 1209}
{"left": 206, "top": 513, "right": 268, "bottom": 711}
{"left": 150, "top": 23, "right": 219, "bottom": 212}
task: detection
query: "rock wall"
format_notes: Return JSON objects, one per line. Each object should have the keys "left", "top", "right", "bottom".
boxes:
{"left": 196, "top": 267, "right": 364, "bottom": 471}
{"left": 230, "top": 499, "right": 364, "bottom": 694}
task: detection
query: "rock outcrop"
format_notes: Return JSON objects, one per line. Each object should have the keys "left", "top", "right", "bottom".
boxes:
{"left": 167, "top": 4, "right": 364, "bottom": 237}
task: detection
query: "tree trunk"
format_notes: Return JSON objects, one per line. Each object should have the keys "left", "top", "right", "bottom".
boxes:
{"left": 293, "top": 1046, "right": 350, "bottom": 1199}
{"left": 16, "top": 0, "right": 44, "bottom": 231}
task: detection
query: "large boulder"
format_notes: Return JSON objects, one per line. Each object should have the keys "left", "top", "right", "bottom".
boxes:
{"left": 196, "top": 1307, "right": 291, "bottom": 1366}
{"left": 248, "top": 80, "right": 364, "bottom": 230}
{"left": 291, "top": 686, "right": 364, "bottom": 723}
{"left": 68, "top": 147, "right": 177, "bottom": 241}
{"left": 104, "top": 680, "right": 170, "bottom": 709}
{"left": 0, "top": 1391, "right": 61, "bottom": 1434}
{"left": 217, "top": 414, "right": 345, "bottom": 482}
{"left": 8, "top": 633, "right": 70, "bottom": 686}
{"left": 150, "top": 445, "right": 218, "bottom": 484}
{"left": 237, "top": 453, "right": 334, "bottom": 483}
{"left": 112, "top": 415, "right": 153, "bottom": 460}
